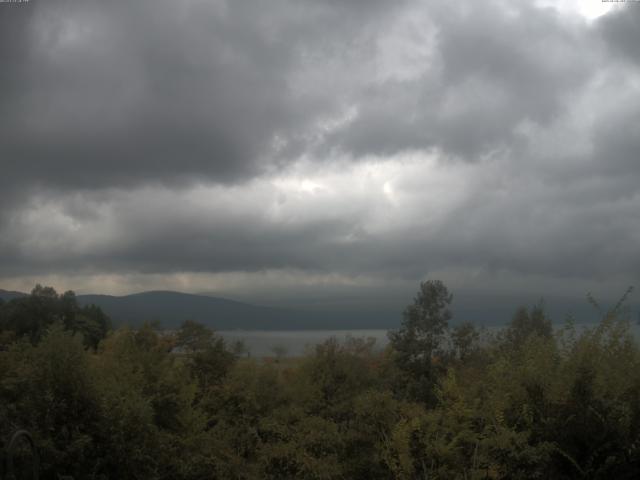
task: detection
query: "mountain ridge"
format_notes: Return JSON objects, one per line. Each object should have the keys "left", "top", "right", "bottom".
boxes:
{"left": 1, "top": 289, "right": 394, "bottom": 330}
{"left": 77, "top": 290, "right": 322, "bottom": 330}
{"left": 0, "top": 289, "right": 28, "bottom": 301}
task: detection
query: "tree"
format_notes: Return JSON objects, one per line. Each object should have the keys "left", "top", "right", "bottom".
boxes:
{"left": 175, "top": 319, "right": 215, "bottom": 353}
{"left": 175, "top": 320, "right": 235, "bottom": 391}
{"left": 451, "top": 321, "right": 480, "bottom": 361}
{"left": 0, "top": 285, "right": 110, "bottom": 346}
{"left": 75, "top": 304, "right": 111, "bottom": 349}
{"left": 504, "top": 303, "right": 552, "bottom": 351}
{"left": 388, "top": 280, "right": 453, "bottom": 403}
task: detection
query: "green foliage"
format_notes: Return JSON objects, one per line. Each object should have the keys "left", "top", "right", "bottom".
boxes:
{"left": 451, "top": 321, "right": 481, "bottom": 361}
{"left": 1, "top": 281, "right": 640, "bottom": 478}
{"left": 388, "top": 279, "right": 453, "bottom": 404}
{"left": 176, "top": 319, "right": 236, "bottom": 392}
{"left": 175, "top": 319, "right": 215, "bottom": 352}
{"left": 503, "top": 302, "right": 553, "bottom": 352}
{"left": 295, "top": 336, "right": 379, "bottom": 418}
{"left": 0, "top": 326, "right": 101, "bottom": 478}
{"left": 0, "top": 285, "right": 111, "bottom": 348}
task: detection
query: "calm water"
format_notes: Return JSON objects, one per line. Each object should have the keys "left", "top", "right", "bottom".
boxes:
{"left": 218, "top": 329, "right": 390, "bottom": 357}
{"left": 219, "top": 322, "right": 640, "bottom": 358}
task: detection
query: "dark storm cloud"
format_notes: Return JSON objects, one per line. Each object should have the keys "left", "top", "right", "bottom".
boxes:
{"left": 325, "top": 0, "right": 595, "bottom": 159}
{"left": 599, "top": 4, "right": 640, "bottom": 64}
{"left": 0, "top": 0, "right": 610, "bottom": 191}
{"left": 2, "top": 0, "right": 282, "bottom": 188}
{"left": 1, "top": 0, "right": 640, "bottom": 302}
{"left": 0, "top": 0, "right": 404, "bottom": 193}
{"left": 589, "top": 7, "right": 640, "bottom": 181}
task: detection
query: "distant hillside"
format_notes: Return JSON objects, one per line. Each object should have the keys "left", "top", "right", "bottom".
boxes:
{"left": 0, "top": 289, "right": 28, "bottom": 302}
{"left": 75, "top": 291, "right": 316, "bottom": 330}
{"left": 78, "top": 291, "right": 637, "bottom": 330}
{"left": 0, "top": 288, "right": 398, "bottom": 330}
{"left": 2, "top": 287, "right": 634, "bottom": 330}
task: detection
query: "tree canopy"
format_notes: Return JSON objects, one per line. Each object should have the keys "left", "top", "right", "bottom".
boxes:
{"left": 0, "top": 285, "right": 110, "bottom": 348}
{"left": 388, "top": 279, "right": 453, "bottom": 404}
{"left": 1, "top": 282, "right": 640, "bottom": 479}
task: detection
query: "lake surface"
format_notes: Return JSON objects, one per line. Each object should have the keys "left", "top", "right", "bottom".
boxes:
{"left": 218, "top": 329, "right": 390, "bottom": 357}
{"left": 219, "top": 322, "right": 640, "bottom": 357}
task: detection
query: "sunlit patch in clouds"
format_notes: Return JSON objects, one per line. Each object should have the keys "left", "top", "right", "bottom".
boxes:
{"left": 535, "top": 0, "right": 623, "bottom": 20}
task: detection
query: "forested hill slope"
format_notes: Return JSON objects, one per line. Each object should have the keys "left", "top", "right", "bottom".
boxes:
{"left": 0, "top": 289, "right": 28, "bottom": 302}
{"left": 4, "top": 287, "right": 636, "bottom": 330}
{"left": 75, "top": 291, "right": 314, "bottom": 330}
{"left": 1, "top": 288, "right": 400, "bottom": 330}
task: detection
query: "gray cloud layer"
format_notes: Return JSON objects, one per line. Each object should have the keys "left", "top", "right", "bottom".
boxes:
{"left": 0, "top": 0, "right": 405, "bottom": 192}
{"left": 1, "top": 0, "right": 639, "bottom": 306}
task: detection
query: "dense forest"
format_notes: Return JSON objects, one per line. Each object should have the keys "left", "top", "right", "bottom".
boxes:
{"left": 1, "top": 281, "right": 639, "bottom": 479}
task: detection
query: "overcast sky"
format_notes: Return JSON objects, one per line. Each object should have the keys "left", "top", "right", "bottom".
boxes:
{"left": 1, "top": 0, "right": 639, "bottom": 320}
